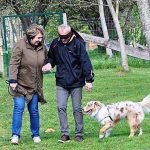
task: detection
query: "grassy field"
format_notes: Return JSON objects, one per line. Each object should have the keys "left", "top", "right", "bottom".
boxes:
{"left": 0, "top": 50, "right": 150, "bottom": 150}
{"left": 0, "top": 67, "right": 150, "bottom": 150}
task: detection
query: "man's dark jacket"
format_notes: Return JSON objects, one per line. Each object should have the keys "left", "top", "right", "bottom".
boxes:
{"left": 47, "top": 37, "right": 94, "bottom": 88}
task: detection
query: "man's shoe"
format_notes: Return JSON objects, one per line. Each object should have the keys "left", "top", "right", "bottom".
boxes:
{"left": 33, "top": 136, "right": 41, "bottom": 143}
{"left": 74, "top": 135, "right": 84, "bottom": 142}
{"left": 11, "top": 135, "right": 19, "bottom": 145}
{"left": 58, "top": 135, "right": 70, "bottom": 143}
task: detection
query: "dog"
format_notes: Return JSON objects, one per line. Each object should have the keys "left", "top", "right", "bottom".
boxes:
{"left": 83, "top": 94, "right": 150, "bottom": 139}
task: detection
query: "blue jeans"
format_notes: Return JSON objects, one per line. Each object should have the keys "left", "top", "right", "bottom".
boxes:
{"left": 12, "top": 92, "right": 40, "bottom": 138}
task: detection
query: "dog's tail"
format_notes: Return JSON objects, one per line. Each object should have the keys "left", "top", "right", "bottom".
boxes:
{"left": 139, "top": 94, "right": 150, "bottom": 113}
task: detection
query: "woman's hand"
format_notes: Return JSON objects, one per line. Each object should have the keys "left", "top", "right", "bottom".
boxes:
{"left": 42, "top": 63, "right": 52, "bottom": 73}
{"left": 10, "top": 83, "right": 18, "bottom": 91}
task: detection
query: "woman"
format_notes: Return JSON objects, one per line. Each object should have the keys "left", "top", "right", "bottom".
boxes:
{"left": 9, "top": 24, "right": 47, "bottom": 144}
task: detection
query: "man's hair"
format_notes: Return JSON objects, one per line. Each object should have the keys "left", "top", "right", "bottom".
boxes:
{"left": 58, "top": 24, "right": 71, "bottom": 34}
{"left": 26, "top": 24, "right": 44, "bottom": 39}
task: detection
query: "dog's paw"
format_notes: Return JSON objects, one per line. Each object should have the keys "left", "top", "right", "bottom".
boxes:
{"left": 138, "top": 132, "right": 142, "bottom": 136}
{"left": 105, "top": 129, "right": 112, "bottom": 138}
{"left": 99, "top": 134, "right": 105, "bottom": 139}
{"left": 138, "top": 130, "right": 143, "bottom": 136}
{"left": 105, "top": 132, "right": 111, "bottom": 138}
{"left": 128, "top": 134, "right": 134, "bottom": 138}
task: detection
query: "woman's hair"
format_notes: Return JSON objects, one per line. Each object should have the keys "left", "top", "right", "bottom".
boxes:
{"left": 26, "top": 24, "right": 44, "bottom": 39}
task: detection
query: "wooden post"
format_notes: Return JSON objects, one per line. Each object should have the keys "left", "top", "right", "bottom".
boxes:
{"left": 85, "top": 42, "right": 89, "bottom": 51}
{"left": 63, "top": 13, "right": 67, "bottom": 25}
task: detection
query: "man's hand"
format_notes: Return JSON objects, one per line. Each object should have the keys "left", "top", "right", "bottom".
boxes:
{"left": 85, "top": 82, "right": 92, "bottom": 92}
{"left": 10, "top": 83, "right": 18, "bottom": 91}
{"left": 42, "top": 63, "right": 52, "bottom": 73}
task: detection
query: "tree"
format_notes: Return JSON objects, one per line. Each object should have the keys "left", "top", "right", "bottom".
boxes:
{"left": 98, "top": 0, "right": 112, "bottom": 57}
{"left": 136, "top": 0, "right": 150, "bottom": 58}
{"left": 0, "top": 21, "right": 4, "bottom": 77}
{"left": 106, "top": 0, "right": 129, "bottom": 71}
{"left": 0, "top": 0, "right": 149, "bottom": 70}
{"left": 3, "top": 0, "right": 50, "bottom": 31}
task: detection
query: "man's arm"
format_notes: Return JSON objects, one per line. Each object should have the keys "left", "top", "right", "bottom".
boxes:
{"left": 78, "top": 41, "right": 94, "bottom": 91}
{"left": 42, "top": 39, "right": 57, "bottom": 72}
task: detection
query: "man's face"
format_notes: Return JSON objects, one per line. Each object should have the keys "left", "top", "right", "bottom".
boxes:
{"left": 31, "top": 31, "right": 43, "bottom": 46}
{"left": 58, "top": 29, "right": 72, "bottom": 44}
{"left": 61, "top": 37, "right": 71, "bottom": 44}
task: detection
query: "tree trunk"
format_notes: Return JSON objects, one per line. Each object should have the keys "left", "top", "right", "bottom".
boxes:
{"left": 98, "top": 0, "right": 112, "bottom": 57}
{"left": 14, "top": 19, "right": 20, "bottom": 41}
{"left": 136, "top": 0, "right": 150, "bottom": 59}
{"left": 116, "top": 0, "right": 119, "bottom": 18}
{"left": 0, "top": 28, "right": 4, "bottom": 77}
{"left": 79, "top": 32, "right": 150, "bottom": 60}
{"left": 106, "top": 0, "right": 129, "bottom": 71}
{"left": 9, "top": 18, "right": 15, "bottom": 48}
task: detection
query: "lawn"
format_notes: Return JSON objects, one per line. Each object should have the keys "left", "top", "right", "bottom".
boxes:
{"left": 0, "top": 67, "right": 150, "bottom": 150}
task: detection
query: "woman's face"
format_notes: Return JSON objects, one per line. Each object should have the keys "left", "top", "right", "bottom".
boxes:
{"left": 31, "top": 31, "right": 43, "bottom": 46}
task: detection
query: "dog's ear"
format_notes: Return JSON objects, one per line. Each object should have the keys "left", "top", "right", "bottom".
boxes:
{"left": 94, "top": 101, "right": 102, "bottom": 108}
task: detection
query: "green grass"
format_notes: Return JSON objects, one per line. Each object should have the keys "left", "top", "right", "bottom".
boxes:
{"left": 0, "top": 49, "right": 150, "bottom": 149}
{"left": 0, "top": 67, "right": 150, "bottom": 150}
{"left": 89, "top": 49, "right": 150, "bottom": 69}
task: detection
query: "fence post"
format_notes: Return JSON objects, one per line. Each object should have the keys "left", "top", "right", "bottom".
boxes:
{"left": 85, "top": 42, "right": 89, "bottom": 51}
{"left": 63, "top": 13, "right": 67, "bottom": 25}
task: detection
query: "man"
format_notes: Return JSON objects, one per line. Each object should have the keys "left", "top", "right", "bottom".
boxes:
{"left": 42, "top": 24, "right": 94, "bottom": 142}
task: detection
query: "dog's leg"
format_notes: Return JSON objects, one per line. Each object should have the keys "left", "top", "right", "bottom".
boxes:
{"left": 137, "top": 125, "right": 142, "bottom": 136}
{"left": 128, "top": 113, "right": 139, "bottom": 138}
{"left": 129, "top": 126, "right": 136, "bottom": 138}
{"left": 105, "top": 128, "right": 112, "bottom": 138}
{"left": 99, "top": 122, "right": 114, "bottom": 139}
